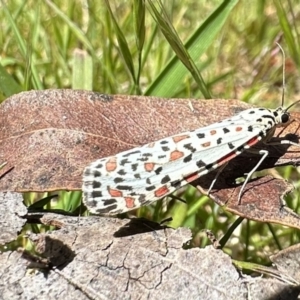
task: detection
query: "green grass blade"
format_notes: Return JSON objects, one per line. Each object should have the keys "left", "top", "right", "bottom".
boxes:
{"left": 145, "top": 0, "right": 239, "bottom": 98}
{"left": 147, "top": 0, "right": 211, "bottom": 98}
{"left": 133, "top": 0, "right": 146, "bottom": 94}
{"left": 1, "top": 1, "right": 27, "bottom": 58}
{"left": 219, "top": 217, "right": 244, "bottom": 249}
{"left": 274, "top": 0, "right": 300, "bottom": 66}
{"left": 45, "top": 0, "right": 94, "bottom": 54}
{"left": 72, "top": 49, "right": 93, "bottom": 90}
{"left": 103, "top": 0, "right": 136, "bottom": 88}
{"left": 1, "top": 0, "right": 43, "bottom": 90}
{"left": 0, "top": 64, "right": 23, "bottom": 96}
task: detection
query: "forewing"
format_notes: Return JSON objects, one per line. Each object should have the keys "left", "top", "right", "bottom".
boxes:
{"left": 83, "top": 114, "right": 262, "bottom": 214}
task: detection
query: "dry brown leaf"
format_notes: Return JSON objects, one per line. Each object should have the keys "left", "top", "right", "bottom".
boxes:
{"left": 1, "top": 90, "right": 300, "bottom": 226}
{"left": 0, "top": 90, "right": 250, "bottom": 191}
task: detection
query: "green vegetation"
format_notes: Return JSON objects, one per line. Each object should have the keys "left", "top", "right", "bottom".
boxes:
{"left": 1, "top": 0, "right": 300, "bottom": 268}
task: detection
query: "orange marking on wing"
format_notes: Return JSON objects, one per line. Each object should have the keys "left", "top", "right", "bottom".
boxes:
{"left": 106, "top": 157, "right": 117, "bottom": 172}
{"left": 154, "top": 185, "right": 170, "bottom": 197}
{"left": 144, "top": 162, "right": 155, "bottom": 171}
{"left": 210, "top": 130, "right": 217, "bottom": 135}
{"left": 172, "top": 134, "right": 190, "bottom": 143}
{"left": 217, "top": 152, "right": 236, "bottom": 164}
{"left": 170, "top": 150, "right": 184, "bottom": 161}
{"left": 108, "top": 188, "right": 123, "bottom": 197}
{"left": 235, "top": 127, "right": 243, "bottom": 132}
{"left": 125, "top": 197, "right": 135, "bottom": 208}
{"left": 201, "top": 142, "right": 211, "bottom": 147}
{"left": 246, "top": 137, "right": 260, "bottom": 147}
{"left": 185, "top": 172, "right": 200, "bottom": 183}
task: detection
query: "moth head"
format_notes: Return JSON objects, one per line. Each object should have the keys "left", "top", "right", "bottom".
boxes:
{"left": 280, "top": 111, "right": 290, "bottom": 124}
{"left": 271, "top": 106, "right": 290, "bottom": 126}
{"left": 279, "top": 99, "right": 300, "bottom": 125}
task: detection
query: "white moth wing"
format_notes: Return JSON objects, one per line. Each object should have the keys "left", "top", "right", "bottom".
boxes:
{"left": 83, "top": 112, "right": 263, "bottom": 214}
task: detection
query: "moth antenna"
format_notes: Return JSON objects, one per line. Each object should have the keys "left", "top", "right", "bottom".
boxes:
{"left": 275, "top": 42, "right": 286, "bottom": 107}
{"left": 285, "top": 99, "right": 300, "bottom": 112}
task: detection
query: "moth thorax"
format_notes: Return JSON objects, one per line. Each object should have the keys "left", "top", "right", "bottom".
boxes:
{"left": 272, "top": 107, "right": 288, "bottom": 125}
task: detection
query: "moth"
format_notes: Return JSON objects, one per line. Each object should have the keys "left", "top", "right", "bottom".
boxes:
{"left": 82, "top": 46, "right": 299, "bottom": 215}
{"left": 82, "top": 100, "right": 299, "bottom": 215}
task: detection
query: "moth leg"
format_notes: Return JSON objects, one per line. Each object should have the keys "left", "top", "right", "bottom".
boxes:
{"left": 239, "top": 139, "right": 300, "bottom": 204}
{"left": 238, "top": 149, "right": 269, "bottom": 204}
{"left": 266, "top": 139, "right": 300, "bottom": 147}
{"left": 207, "top": 162, "right": 228, "bottom": 196}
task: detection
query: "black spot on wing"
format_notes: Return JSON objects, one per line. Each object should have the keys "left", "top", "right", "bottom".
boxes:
{"left": 129, "top": 192, "right": 137, "bottom": 196}
{"left": 155, "top": 167, "right": 163, "bottom": 175}
{"left": 146, "top": 185, "right": 156, "bottom": 191}
{"left": 91, "top": 191, "right": 103, "bottom": 198}
{"left": 131, "top": 163, "right": 138, "bottom": 171}
{"left": 184, "top": 143, "right": 197, "bottom": 152}
{"left": 92, "top": 181, "right": 101, "bottom": 188}
{"left": 117, "top": 169, "right": 126, "bottom": 175}
{"left": 196, "top": 160, "right": 205, "bottom": 168}
{"left": 217, "top": 138, "right": 222, "bottom": 145}
{"left": 103, "top": 199, "right": 117, "bottom": 205}
{"left": 183, "top": 154, "right": 193, "bottom": 163}
{"left": 197, "top": 133, "right": 205, "bottom": 139}
{"left": 171, "top": 180, "right": 181, "bottom": 189}
{"left": 205, "top": 163, "right": 213, "bottom": 170}
{"left": 116, "top": 185, "right": 133, "bottom": 191}
{"left": 143, "top": 153, "right": 153, "bottom": 157}
{"left": 228, "top": 142, "right": 235, "bottom": 150}
{"left": 237, "top": 145, "right": 244, "bottom": 152}
{"left": 83, "top": 169, "right": 92, "bottom": 177}
{"left": 95, "top": 206, "right": 117, "bottom": 214}
{"left": 223, "top": 128, "right": 230, "bottom": 134}
{"left": 137, "top": 157, "right": 149, "bottom": 162}
{"left": 138, "top": 194, "right": 146, "bottom": 203}
{"left": 123, "top": 150, "right": 141, "bottom": 157}
{"left": 120, "top": 159, "right": 130, "bottom": 166}
{"left": 114, "top": 177, "right": 124, "bottom": 183}
{"left": 93, "top": 170, "right": 101, "bottom": 177}
{"left": 161, "top": 175, "right": 171, "bottom": 184}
